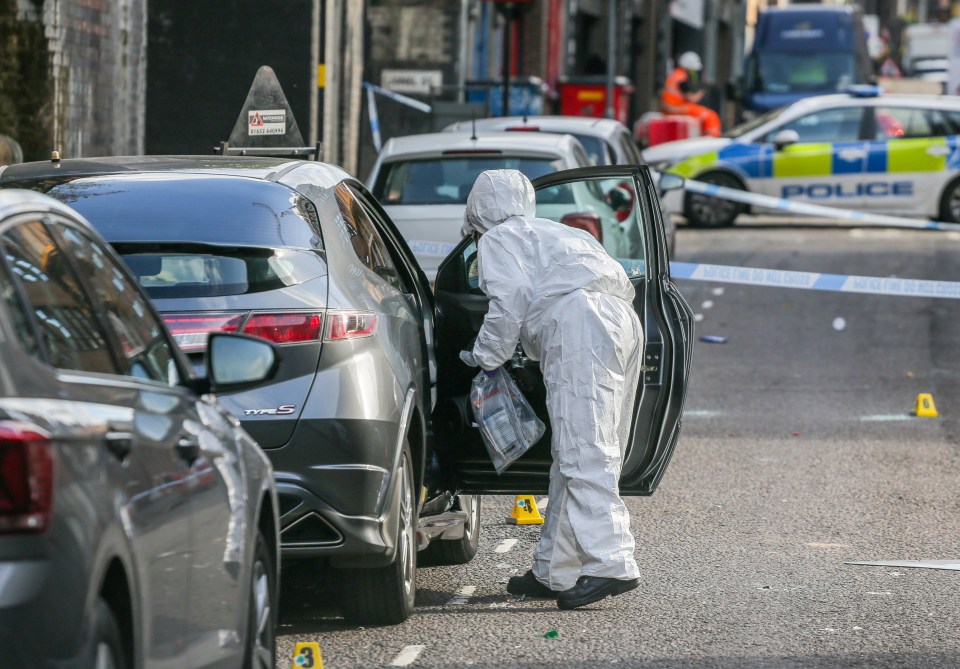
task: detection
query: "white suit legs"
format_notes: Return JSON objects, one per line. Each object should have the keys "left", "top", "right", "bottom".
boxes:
{"left": 531, "top": 291, "right": 643, "bottom": 591}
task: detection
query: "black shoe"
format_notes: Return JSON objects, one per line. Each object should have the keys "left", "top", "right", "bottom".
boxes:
{"left": 557, "top": 576, "right": 640, "bottom": 610}
{"left": 507, "top": 570, "right": 558, "bottom": 598}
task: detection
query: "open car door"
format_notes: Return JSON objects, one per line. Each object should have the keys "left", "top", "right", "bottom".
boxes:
{"left": 433, "top": 165, "right": 694, "bottom": 495}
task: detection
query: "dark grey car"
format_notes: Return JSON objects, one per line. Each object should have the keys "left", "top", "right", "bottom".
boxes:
{"left": 0, "top": 190, "right": 280, "bottom": 668}
{"left": 0, "top": 156, "right": 455, "bottom": 625}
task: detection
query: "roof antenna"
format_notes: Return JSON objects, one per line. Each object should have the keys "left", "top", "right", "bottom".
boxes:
{"left": 471, "top": 110, "right": 477, "bottom": 141}
{"left": 522, "top": 113, "right": 528, "bottom": 123}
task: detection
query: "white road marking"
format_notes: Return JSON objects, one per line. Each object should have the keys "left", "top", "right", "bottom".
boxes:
{"left": 693, "top": 313, "right": 705, "bottom": 322}
{"left": 850, "top": 560, "right": 960, "bottom": 571}
{"left": 712, "top": 287, "right": 725, "bottom": 296}
{"left": 832, "top": 317, "right": 846, "bottom": 331}
{"left": 701, "top": 300, "right": 714, "bottom": 309}
{"left": 390, "top": 645, "right": 426, "bottom": 667}
{"left": 860, "top": 415, "right": 914, "bottom": 422}
{"left": 684, "top": 410, "right": 721, "bottom": 418}
{"left": 447, "top": 585, "right": 476, "bottom": 605}
{"left": 538, "top": 497, "right": 548, "bottom": 510}
{"left": 495, "top": 538, "right": 518, "bottom": 553}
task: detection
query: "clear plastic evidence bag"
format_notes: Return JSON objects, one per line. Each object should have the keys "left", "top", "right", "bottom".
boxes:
{"left": 469, "top": 367, "right": 546, "bottom": 474}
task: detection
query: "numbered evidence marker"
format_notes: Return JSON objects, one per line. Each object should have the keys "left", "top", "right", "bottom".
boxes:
{"left": 507, "top": 495, "right": 544, "bottom": 525}
{"left": 292, "top": 642, "right": 323, "bottom": 669}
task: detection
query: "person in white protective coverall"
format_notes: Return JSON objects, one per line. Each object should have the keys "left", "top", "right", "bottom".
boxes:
{"left": 458, "top": 169, "right": 643, "bottom": 610}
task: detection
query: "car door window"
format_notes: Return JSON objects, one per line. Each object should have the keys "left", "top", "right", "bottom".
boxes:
{"left": 874, "top": 106, "right": 936, "bottom": 139}
{"left": 335, "top": 182, "right": 405, "bottom": 292}
{"left": 1, "top": 219, "right": 117, "bottom": 374}
{"left": 0, "top": 257, "right": 41, "bottom": 357}
{"left": 55, "top": 224, "right": 180, "bottom": 386}
{"left": 770, "top": 107, "right": 864, "bottom": 143}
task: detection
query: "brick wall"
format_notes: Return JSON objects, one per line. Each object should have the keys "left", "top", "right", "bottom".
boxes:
{"left": 24, "top": 0, "right": 147, "bottom": 158}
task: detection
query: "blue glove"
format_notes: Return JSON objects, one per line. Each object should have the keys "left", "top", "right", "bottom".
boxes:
{"left": 459, "top": 350, "right": 478, "bottom": 367}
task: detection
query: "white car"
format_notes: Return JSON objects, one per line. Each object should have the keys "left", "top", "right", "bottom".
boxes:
{"left": 643, "top": 89, "right": 960, "bottom": 227}
{"left": 366, "top": 131, "right": 623, "bottom": 277}
{"left": 443, "top": 115, "right": 644, "bottom": 167}
{"left": 444, "top": 116, "right": 676, "bottom": 254}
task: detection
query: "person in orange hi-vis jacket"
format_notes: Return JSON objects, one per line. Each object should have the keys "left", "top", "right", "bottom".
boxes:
{"left": 660, "top": 52, "right": 722, "bottom": 137}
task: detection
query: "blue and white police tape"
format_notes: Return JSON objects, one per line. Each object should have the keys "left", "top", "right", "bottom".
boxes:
{"left": 683, "top": 178, "right": 960, "bottom": 232}
{"left": 671, "top": 261, "right": 960, "bottom": 300}
{"left": 361, "top": 82, "right": 432, "bottom": 114}
{"left": 366, "top": 86, "right": 383, "bottom": 153}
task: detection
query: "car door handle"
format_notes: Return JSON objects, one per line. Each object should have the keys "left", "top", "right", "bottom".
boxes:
{"left": 639, "top": 365, "right": 658, "bottom": 372}
{"left": 105, "top": 431, "right": 133, "bottom": 461}
{"left": 175, "top": 435, "right": 201, "bottom": 465}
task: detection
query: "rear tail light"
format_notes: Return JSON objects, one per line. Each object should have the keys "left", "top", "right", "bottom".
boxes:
{"left": 163, "top": 312, "right": 323, "bottom": 350}
{"left": 560, "top": 213, "right": 603, "bottom": 244}
{"left": 325, "top": 311, "right": 378, "bottom": 341}
{"left": 0, "top": 422, "right": 54, "bottom": 534}
{"left": 163, "top": 313, "right": 244, "bottom": 352}
{"left": 242, "top": 313, "right": 323, "bottom": 344}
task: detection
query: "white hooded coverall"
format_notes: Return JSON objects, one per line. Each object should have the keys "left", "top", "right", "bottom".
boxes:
{"left": 462, "top": 169, "right": 643, "bottom": 591}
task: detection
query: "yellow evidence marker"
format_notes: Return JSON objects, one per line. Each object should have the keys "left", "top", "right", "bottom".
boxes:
{"left": 915, "top": 393, "right": 938, "bottom": 418}
{"left": 507, "top": 495, "right": 544, "bottom": 525}
{"left": 292, "top": 641, "right": 323, "bottom": 669}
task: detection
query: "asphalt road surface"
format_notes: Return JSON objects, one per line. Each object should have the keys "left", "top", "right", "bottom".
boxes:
{"left": 278, "top": 217, "right": 960, "bottom": 668}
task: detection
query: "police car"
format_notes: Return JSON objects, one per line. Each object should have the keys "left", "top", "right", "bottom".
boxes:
{"left": 642, "top": 88, "right": 960, "bottom": 227}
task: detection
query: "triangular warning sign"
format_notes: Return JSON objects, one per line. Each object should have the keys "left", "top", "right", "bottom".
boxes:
{"left": 227, "top": 65, "right": 305, "bottom": 148}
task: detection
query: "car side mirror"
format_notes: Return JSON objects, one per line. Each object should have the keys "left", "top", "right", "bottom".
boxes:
{"left": 658, "top": 172, "right": 685, "bottom": 192}
{"left": 773, "top": 129, "right": 800, "bottom": 151}
{"left": 206, "top": 333, "right": 278, "bottom": 391}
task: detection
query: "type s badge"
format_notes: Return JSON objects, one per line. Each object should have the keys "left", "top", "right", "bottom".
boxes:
{"left": 244, "top": 404, "right": 297, "bottom": 416}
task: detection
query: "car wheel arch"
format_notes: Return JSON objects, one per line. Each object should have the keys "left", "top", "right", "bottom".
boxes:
{"left": 98, "top": 557, "right": 135, "bottom": 668}
{"left": 694, "top": 167, "right": 749, "bottom": 191}
{"left": 937, "top": 174, "right": 960, "bottom": 222}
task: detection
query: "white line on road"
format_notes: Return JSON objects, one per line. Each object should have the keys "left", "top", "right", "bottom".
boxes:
{"left": 684, "top": 410, "right": 721, "bottom": 418}
{"left": 389, "top": 645, "right": 426, "bottom": 667}
{"left": 494, "top": 538, "right": 518, "bottom": 553}
{"left": 447, "top": 585, "right": 476, "bottom": 605}
{"left": 701, "top": 300, "right": 714, "bottom": 309}
{"left": 860, "top": 415, "right": 914, "bottom": 422}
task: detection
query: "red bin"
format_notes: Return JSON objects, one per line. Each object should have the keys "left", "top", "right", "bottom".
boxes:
{"left": 558, "top": 76, "right": 634, "bottom": 126}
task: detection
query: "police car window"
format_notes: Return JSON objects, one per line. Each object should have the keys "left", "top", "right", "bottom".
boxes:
{"left": 534, "top": 175, "right": 645, "bottom": 276}
{"left": 873, "top": 107, "right": 935, "bottom": 139}
{"left": 335, "top": 183, "right": 404, "bottom": 292}
{"left": 57, "top": 224, "right": 180, "bottom": 386}
{"left": 942, "top": 111, "right": 960, "bottom": 135}
{"left": 2, "top": 220, "right": 117, "bottom": 375}
{"left": 771, "top": 107, "right": 864, "bottom": 143}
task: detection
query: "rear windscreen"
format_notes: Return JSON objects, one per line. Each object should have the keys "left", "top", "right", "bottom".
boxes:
{"left": 114, "top": 244, "right": 326, "bottom": 298}
{"left": 372, "top": 156, "right": 563, "bottom": 205}
{"left": 40, "top": 175, "right": 324, "bottom": 249}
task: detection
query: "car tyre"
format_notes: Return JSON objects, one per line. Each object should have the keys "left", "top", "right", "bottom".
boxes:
{"left": 243, "top": 530, "right": 277, "bottom": 669}
{"left": 421, "top": 494, "right": 482, "bottom": 565}
{"left": 939, "top": 177, "right": 960, "bottom": 223}
{"left": 683, "top": 171, "right": 746, "bottom": 228}
{"left": 93, "top": 598, "right": 128, "bottom": 669}
{"left": 339, "top": 442, "right": 417, "bottom": 625}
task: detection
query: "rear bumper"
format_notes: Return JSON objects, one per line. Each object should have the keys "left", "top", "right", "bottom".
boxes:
{"left": 0, "top": 557, "right": 87, "bottom": 668}
{"left": 266, "top": 418, "right": 403, "bottom": 567}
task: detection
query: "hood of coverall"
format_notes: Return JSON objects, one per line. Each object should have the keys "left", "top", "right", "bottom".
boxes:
{"left": 461, "top": 169, "right": 536, "bottom": 237}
